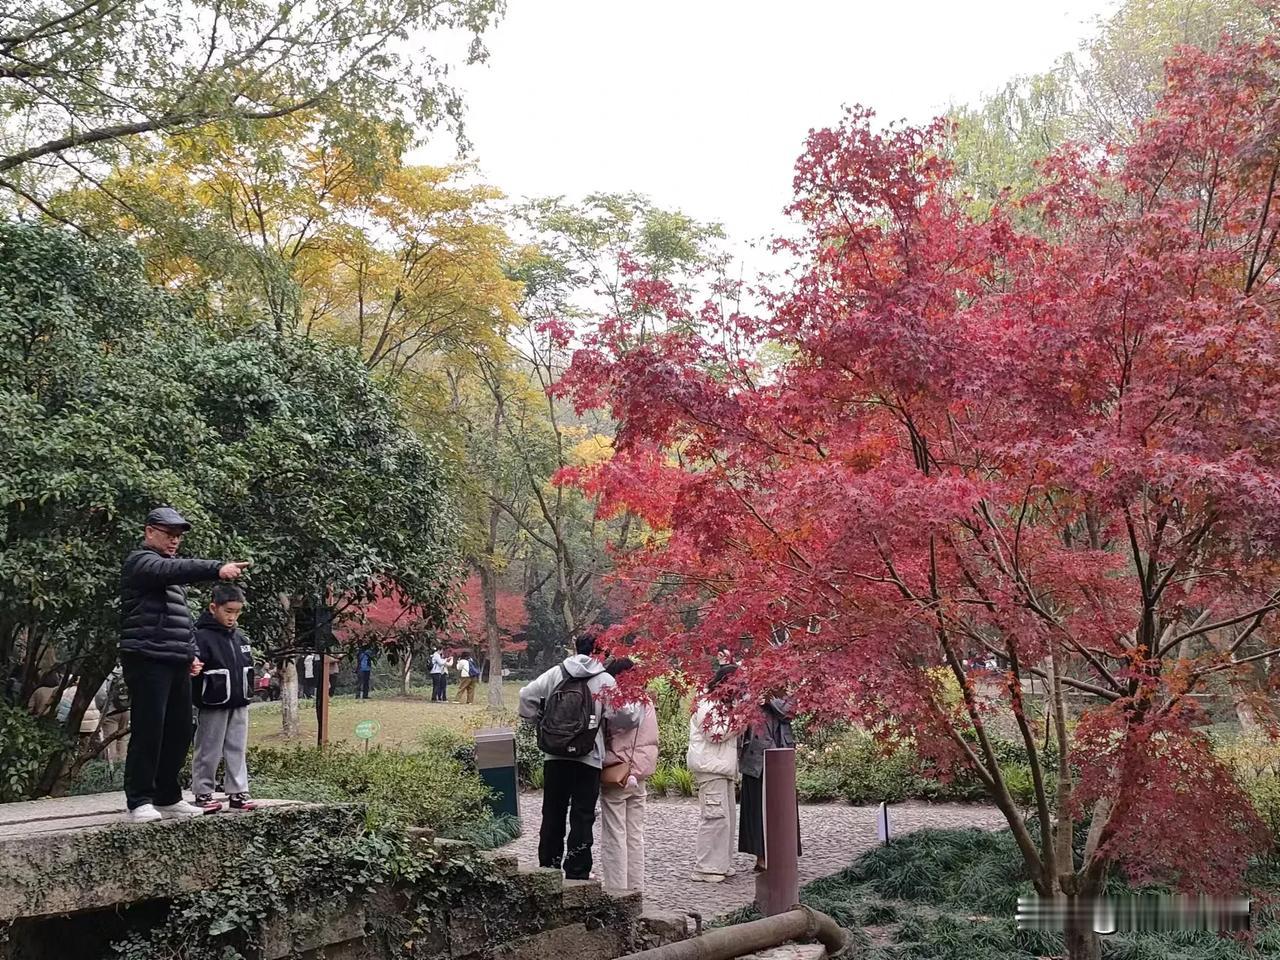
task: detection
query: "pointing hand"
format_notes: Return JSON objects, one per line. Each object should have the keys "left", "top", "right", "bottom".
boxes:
{"left": 219, "top": 561, "right": 252, "bottom": 580}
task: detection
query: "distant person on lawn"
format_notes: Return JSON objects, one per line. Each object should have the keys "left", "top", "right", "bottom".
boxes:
{"left": 301, "top": 652, "right": 318, "bottom": 699}
{"left": 119, "top": 507, "right": 249, "bottom": 822}
{"left": 191, "top": 584, "right": 258, "bottom": 812}
{"left": 519, "top": 636, "right": 640, "bottom": 880}
{"left": 430, "top": 647, "right": 451, "bottom": 702}
{"left": 356, "top": 646, "right": 374, "bottom": 700}
{"left": 454, "top": 650, "right": 479, "bottom": 704}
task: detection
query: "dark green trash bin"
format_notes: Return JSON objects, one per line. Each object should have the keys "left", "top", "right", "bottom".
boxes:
{"left": 474, "top": 728, "right": 520, "bottom": 822}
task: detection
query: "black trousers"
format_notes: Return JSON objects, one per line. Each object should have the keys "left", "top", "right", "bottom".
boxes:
{"left": 431, "top": 673, "right": 447, "bottom": 701}
{"left": 358, "top": 671, "right": 371, "bottom": 699}
{"left": 122, "top": 654, "right": 193, "bottom": 810}
{"left": 539, "top": 759, "right": 601, "bottom": 879}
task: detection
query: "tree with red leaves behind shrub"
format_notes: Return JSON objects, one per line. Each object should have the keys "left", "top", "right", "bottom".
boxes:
{"left": 558, "top": 30, "right": 1280, "bottom": 960}
{"left": 341, "top": 576, "right": 528, "bottom": 700}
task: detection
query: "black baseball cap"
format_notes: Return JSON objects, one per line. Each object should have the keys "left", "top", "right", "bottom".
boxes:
{"left": 144, "top": 507, "right": 192, "bottom": 532}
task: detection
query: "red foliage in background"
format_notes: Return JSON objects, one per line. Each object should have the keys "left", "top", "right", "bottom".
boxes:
{"left": 340, "top": 574, "right": 528, "bottom": 655}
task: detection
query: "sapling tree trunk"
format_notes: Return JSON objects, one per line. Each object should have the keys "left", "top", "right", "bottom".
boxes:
{"left": 401, "top": 651, "right": 413, "bottom": 696}
{"left": 482, "top": 560, "right": 504, "bottom": 712}
{"left": 280, "top": 595, "right": 299, "bottom": 738}
{"left": 281, "top": 659, "right": 299, "bottom": 739}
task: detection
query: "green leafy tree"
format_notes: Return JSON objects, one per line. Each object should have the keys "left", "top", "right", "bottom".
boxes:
{"left": 0, "top": 222, "right": 458, "bottom": 791}
{"left": 948, "top": 0, "right": 1272, "bottom": 214}
{"left": 0, "top": 0, "right": 504, "bottom": 211}
{"left": 499, "top": 195, "right": 729, "bottom": 648}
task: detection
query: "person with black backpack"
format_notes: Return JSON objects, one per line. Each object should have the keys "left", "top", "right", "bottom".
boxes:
{"left": 518, "top": 635, "right": 640, "bottom": 880}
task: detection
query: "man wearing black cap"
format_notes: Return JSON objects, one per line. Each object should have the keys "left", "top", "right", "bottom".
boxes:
{"left": 120, "top": 507, "right": 250, "bottom": 822}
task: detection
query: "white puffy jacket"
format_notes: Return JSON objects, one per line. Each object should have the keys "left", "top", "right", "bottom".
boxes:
{"left": 686, "top": 698, "right": 739, "bottom": 778}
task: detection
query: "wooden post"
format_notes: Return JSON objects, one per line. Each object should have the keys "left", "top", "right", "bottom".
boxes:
{"left": 754, "top": 747, "right": 800, "bottom": 916}
{"left": 317, "top": 654, "right": 330, "bottom": 748}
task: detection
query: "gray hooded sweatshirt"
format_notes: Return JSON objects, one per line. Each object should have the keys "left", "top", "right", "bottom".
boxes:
{"left": 518, "top": 655, "right": 641, "bottom": 769}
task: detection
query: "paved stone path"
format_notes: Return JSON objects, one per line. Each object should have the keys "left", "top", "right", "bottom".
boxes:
{"left": 499, "top": 794, "right": 1006, "bottom": 920}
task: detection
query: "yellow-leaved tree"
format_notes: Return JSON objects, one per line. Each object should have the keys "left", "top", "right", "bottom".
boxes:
{"left": 56, "top": 117, "right": 521, "bottom": 384}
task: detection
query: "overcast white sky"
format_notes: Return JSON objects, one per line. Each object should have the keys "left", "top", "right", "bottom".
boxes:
{"left": 422, "top": 0, "right": 1119, "bottom": 247}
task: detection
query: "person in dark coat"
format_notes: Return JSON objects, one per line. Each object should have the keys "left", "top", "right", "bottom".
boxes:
{"left": 119, "top": 506, "right": 249, "bottom": 822}
{"left": 356, "top": 646, "right": 374, "bottom": 700}
{"left": 738, "top": 696, "right": 800, "bottom": 870}
{"left": 191, "top": 583, "right": 257, "bottom": 812}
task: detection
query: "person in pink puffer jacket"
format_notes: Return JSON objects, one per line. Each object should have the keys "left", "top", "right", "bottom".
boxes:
{"left": 599, "top": 658, "right": 660, "bottom": 891}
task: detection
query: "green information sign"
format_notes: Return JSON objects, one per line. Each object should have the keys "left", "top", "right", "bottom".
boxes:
{"left": 355, "top": 720, "right": 380, "bottom": 741}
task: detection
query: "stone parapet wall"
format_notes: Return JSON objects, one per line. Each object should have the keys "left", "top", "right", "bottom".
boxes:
{"left": 0, "top": 795, "right": 689, "bottom": 960}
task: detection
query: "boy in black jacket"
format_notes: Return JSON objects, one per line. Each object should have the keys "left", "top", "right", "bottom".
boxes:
{"left": 191, "top": 584, "right": 258, "bottom": 811}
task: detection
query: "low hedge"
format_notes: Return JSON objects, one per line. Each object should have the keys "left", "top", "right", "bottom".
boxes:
{"left": 795, "top": 727, "right": 995, "bottom": 806}
{"left": 249, "top": 738, "right": 490, "bottom": 832}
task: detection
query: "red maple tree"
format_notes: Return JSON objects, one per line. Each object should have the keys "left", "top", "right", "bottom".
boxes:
{"left": 560, "top": 32, "right": 1280, "bottom": 959}
{"left": 341, "top": 575, "right": 528, "bottom": 656}
{"left": 442, "top": 572, "right": 530, "bottom": 655}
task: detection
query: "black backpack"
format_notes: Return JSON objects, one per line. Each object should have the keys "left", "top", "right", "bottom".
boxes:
{"left": 537, "top": 666, "right": 598, "bottom": 758}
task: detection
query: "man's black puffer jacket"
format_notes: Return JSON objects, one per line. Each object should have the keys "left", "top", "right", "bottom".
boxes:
{"left": 119, "top": 547, "right": 223, "bottom": 664}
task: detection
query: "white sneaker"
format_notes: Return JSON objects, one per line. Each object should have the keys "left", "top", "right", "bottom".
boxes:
{"left": 689, "top": 872, "right": 727, "bottom": 884}
{"left": 155, "top": 800, "right": 207, "bottom": 819}
{"left": 128, "top": 803, "right": 163, "bottom": 823}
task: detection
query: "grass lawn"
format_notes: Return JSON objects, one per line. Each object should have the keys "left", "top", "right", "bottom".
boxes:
{"left": 248, "top": 683, "right": 520, "bottom": 750}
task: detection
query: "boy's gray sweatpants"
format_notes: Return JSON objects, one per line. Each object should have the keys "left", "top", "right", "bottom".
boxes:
{"left": 192, "top": 706, "right": 249, "bottom": 795}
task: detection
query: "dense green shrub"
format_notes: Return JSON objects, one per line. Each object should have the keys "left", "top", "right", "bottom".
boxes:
{"left": 0, "top": 703, "right": 68, "bottom": 801}
{"left": 248, "top": 742, "right": 489, "bottom": 831}
{"left": 793, "top": 725, "right": 1049, "bottom": 808}
{"left": 651, "top": 676, "right": 691, "bottom": 769}
{"left": 66, "top": 757, "right": 126, "bottom": 796}
{"left": 1248, "top": 775, "right": 1280, "bottom": 851}
{"left": 1218, "top": 733, "right": 1280, "bottom": 852}
{"left": 796, "top": 759, "right": 843, "bottom": 803}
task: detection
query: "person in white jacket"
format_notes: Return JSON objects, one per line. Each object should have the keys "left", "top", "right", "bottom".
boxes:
{"left": 519, "top": 636, "right": 640, "bottom": 879}
{"left": 686, "top": 664, "right": 742, "bottom": 883}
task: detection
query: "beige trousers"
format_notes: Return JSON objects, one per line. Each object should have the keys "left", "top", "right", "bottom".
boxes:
{"left": 693, "top": 774, "right": 736, "bottom": 876}
{"left": 599, "top": 780, "right": 647, "bottom": 891}
{"left": 455, "top": 676, "right": 477, "bottom": 703}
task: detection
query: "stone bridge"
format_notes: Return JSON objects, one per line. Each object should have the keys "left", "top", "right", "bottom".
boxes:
{"left": 0, "top": 794, "right": 689, "bottom": 960}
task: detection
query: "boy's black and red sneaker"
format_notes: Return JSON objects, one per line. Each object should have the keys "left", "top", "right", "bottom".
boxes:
{"left": 229, "top": 793, "right": 258, "bottom": 811}
{"left": 193, "top": 794, "right": 223, "bottom": 812}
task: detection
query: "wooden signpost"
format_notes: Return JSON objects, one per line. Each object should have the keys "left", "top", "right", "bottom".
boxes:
{"left": 755, "top": 746, "right": 801, "bottom": 917}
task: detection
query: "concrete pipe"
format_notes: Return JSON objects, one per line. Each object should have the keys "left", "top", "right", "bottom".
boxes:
{"left": 619, "top": 906, "right": 849, "bottom": 960}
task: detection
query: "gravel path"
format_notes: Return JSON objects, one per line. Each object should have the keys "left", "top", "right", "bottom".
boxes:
{"left": 498, "top": 793, "right": 1006, "bottom": 920}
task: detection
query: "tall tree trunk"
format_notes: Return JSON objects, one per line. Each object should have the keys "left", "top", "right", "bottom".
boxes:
{"left": 280, "top": 595, "right": 299, "bottom": 739}
{"left": 400, "top": 651, "right": 414, "bottom": 696}
{"left": 483, "top": 395, "right": 505, "bottom": 713}
{"left": 281, "top": 660, "right": 299, "bottom": 739}
{"left": 1063, "top": 919, "right": 1102, "bottom": 960}
{"left": 480, "top": 560, "right": 504, "bottom": 713}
